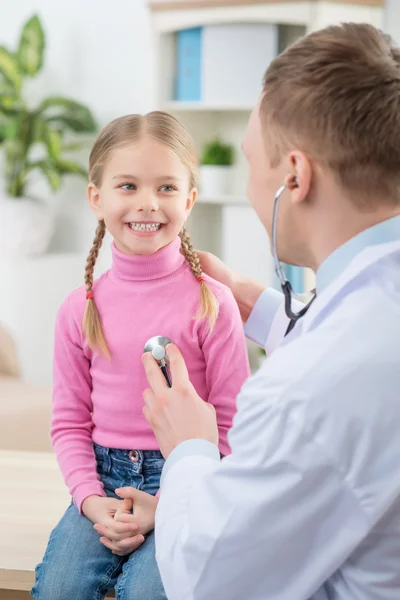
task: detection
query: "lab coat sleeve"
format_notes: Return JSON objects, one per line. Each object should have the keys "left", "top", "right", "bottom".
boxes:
{"left": 155, "top": 372, "right": 369, "bottom": 600}
{"left": 244, "top": 288, "right": 304, "bottom": 354}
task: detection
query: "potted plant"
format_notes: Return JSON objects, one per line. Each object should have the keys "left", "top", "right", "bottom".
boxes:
{"left": 0, "top": 15, "right": 97, "bottom": 258}
{"left": 199, "top": 137, "right": 234, "bottom": 197}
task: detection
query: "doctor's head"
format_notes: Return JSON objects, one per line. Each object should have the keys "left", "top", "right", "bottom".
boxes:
{"left": 243, "top": 23, "right": 400, "bottom": 271}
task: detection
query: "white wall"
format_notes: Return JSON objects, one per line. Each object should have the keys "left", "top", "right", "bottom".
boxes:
{"left": 309, "top": 2, "right": 383, "bottom": 31}
{"left": 384, "top": 0, "right": 400, "bottom": 44}
{"left": 0, "top": 0, "right": 156, "bottom": 254}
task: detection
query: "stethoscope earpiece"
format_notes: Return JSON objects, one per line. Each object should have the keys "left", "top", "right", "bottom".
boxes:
{"left": 287, "top": 175, "right": 299, "bottom": 190}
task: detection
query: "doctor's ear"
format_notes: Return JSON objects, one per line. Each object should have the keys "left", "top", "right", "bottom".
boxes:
{"left": 287, "top": 152, "right": 312, "bottom": 204}
{"left": 286, "top": 175, "right": 299, "bottom": 190}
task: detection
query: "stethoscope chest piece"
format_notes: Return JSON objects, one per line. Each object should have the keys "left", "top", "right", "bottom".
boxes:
{"left": 144, "top": 336, "right": 173, "bottom": 387}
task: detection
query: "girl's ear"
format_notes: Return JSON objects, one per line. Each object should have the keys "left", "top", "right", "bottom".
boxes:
{"left": 185, "top": 187, "right": 197, "bottom": 216}
{"left": 88, "top": 183, "right": 104, "bottom": 220}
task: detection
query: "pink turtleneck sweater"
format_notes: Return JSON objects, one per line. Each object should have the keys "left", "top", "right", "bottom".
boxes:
{"left": 51, "top": 237, "right": 250, "bottom": 511}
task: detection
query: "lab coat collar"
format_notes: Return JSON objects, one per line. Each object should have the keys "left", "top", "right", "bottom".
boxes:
{"left": 316, "top": 215, "right": 400, "bottom": 293}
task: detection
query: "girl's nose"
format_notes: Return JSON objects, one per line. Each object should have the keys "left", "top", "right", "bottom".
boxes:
{"left": 134, "top": 192, "right": 159, "bottom": 212}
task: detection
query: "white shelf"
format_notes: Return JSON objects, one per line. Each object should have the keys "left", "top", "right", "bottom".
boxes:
{"left": 197, "top": 195, "right": 248, "bottom": 206}
{"left": 165, "top": 101, "right": 253, "bottom": 112}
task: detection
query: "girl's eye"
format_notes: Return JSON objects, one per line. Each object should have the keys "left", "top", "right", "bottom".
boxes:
{"left": 160, "top": 185, "right": 176, "bottom": 192}
{"left": 120, "top": 183, "right": 136, "bottom": 191}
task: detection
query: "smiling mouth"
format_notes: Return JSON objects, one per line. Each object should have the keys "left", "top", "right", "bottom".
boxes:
{"left": 128, "top": 222, "right": 162, "bottom": 232}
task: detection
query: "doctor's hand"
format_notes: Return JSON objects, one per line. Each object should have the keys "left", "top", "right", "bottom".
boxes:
{"left": 142, "top": 344, "right": 219, "bottom": 459}
{"left": 196, "top": 250, "right": 264, "bottom": 323}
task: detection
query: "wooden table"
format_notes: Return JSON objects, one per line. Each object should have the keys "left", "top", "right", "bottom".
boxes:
{"left": 0, "top": 451, "right": 115, "bottom": 599}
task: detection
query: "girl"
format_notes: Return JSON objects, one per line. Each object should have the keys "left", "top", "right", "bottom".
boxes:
{"left": 32, "top": 111, "right": 250, "bottom": 600}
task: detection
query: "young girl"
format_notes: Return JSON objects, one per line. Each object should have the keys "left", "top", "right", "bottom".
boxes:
{"left": 32, "top": 111, "right": 250, "bottom": 600}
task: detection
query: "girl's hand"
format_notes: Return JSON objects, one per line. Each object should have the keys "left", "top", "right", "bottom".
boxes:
{"left": 83, "top": 495, "right": 145, "bottom": 556}
{"left": 114, "top": 487, "right": 159, "bottom": 536}
{"left": 95, "top": 489, "right": 158, "bottom": 556}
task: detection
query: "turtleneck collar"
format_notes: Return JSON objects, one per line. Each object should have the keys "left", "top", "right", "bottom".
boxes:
{"left": 110, "top": 237, "right": 185, "bottom": 282}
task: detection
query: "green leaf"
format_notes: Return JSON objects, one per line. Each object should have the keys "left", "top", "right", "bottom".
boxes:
{"left": 44, "top": 125, "right": 61, "bottom": 160}
{"left": 0, "top": 94, "right": 19, "bottom": 111}
{"left": 61, "top": 141, "right": 86, "bottom": 152}
{"left": 38, "top": 96, "right": 97, "bottom": 133}
{"left": 17, "top": 15, "right": 45, "bottom": 77}
{"left": 31, "top": 161, "right": 62, "bottom": 191}
{"left": 54, "top": 157, "right": 87, "bottom": 177}
{"left": 0, "top": 46, "right": 22, "bottom": 91}
{"left": 0, "top": 117, "right": 19, "bottom": 142}
{"left": 201, "top": 138, "right": 234, "bottom": 166}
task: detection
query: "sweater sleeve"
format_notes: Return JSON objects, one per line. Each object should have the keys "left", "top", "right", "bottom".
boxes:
{"left": 51, "top": 296, "right": 106, "bottom": 513}
{"left": 201, "top": 287, "right": 251, "bottom": 456}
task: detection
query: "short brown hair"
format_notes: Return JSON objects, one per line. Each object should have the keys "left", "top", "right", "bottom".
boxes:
{"left": 261, "top": 23, "right": 400, "bottom": 204}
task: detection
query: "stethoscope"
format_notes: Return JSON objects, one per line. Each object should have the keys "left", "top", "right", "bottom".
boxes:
{"left": 144, "top": 336, "right": 173, "bottom": 387}
{"left": 144, "top": 179, "right": 315, "bottom": 381}
{"left": 273, "top": 179, "right": 316, "bottom": 335}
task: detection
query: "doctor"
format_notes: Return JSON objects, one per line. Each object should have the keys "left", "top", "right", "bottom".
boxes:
{"left": 122, "top": 22, "right": 400, "bottom": 599}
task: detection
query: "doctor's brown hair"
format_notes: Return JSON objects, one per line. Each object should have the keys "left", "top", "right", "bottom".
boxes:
{"left": 261, "top": 23, "right": 400, "bottom": 204}
{"left": 83, "top": 112, "right": 218, "bottom": 358}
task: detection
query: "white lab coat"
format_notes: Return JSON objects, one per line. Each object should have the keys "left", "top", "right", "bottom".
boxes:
{"left": 155, "top": 240, "right": 400, "bottom": 600}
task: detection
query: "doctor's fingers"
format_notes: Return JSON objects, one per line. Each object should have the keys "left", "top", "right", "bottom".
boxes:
{"left": 166, "top": 344, "right": 190, "bottom": 385}
{"left": 143, "top": 387, "right": 157, "bottom": 410}
{"left": 142, "top": 352, "right": 169, "bottom": 394}
{"left": 142, "top": 392, "right": 166, "bottom": 430}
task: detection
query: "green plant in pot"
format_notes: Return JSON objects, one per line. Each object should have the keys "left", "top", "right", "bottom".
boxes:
{"left": 199, "top": 137, "right": 234, "bottom": 198}
{"left": 0, "top": 15, "right": 97, "bottom": 257}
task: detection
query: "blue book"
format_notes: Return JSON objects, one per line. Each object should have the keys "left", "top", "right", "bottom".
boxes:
{"left": 175, "top": 27, "right": 202, "bottom": 102}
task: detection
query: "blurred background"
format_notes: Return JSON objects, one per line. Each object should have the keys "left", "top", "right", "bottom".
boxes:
{"left": 1, "top": 2, "right": 399, "bottom": 597}
{"left": 0, "top": 0, "right": 394, "bottom": 388}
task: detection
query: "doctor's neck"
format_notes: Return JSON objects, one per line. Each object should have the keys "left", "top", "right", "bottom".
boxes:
{"left": 301, "top": 175, "right": 400, "bottom": 273}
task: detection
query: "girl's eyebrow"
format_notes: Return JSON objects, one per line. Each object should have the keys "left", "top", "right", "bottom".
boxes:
{"left": 112, "top": 174, "right": 137, "bottom": 180}
{"left": 155, "top": 175, "right": 183, "bottom": 182}
{"left": 112, "top": 174, "right": 183, "bottom": 181}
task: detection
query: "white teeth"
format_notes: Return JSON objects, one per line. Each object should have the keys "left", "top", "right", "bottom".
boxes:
{"left": 129, "top": 223, "right": 161, "bottom": 232}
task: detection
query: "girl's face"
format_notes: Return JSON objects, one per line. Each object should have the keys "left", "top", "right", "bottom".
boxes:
{"left": 88, "top": 137, "right": 197, "bottom": 255}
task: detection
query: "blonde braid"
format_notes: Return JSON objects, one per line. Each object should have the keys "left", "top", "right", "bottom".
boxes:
{"left": 82, "top": 220, "right": 110, "bottom": 358}
{"left": 179, "top": 228, "right": 219, "bottom": 331}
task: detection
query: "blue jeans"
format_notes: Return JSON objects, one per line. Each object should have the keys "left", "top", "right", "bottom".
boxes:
{"left": 31, "top": 444, "right": 167, "bottom": 600}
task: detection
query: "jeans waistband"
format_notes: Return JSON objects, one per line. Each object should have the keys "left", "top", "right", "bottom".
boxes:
{"left": 93, "top": 443, "right": 163, "bottom": 461}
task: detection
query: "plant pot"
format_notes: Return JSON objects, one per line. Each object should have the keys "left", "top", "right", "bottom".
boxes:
{"left": 199, "top": 165, "right": 232, "bottom": 198}
{"left": 0, "top": 194, "right": 55, "bottom": 258}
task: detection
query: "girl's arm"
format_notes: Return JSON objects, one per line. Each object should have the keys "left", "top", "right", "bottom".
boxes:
{"left": 201, "top": 287, "right": 251, "bottom": 456}
{"left": 51, "top": 295, "right": 106, "bottom": 513}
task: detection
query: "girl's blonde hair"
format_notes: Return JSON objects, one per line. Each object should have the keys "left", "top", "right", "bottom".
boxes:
{"left": 83, "top": 111, "right": 218, "bottom": 357}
